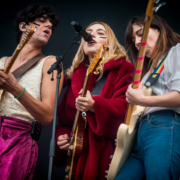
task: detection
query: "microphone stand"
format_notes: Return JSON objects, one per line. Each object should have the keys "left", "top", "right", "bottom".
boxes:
{"left": 47, "top": 35, "right": 80, "bottom": 180}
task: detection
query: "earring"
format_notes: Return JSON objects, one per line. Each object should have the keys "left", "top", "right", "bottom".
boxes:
{"left": 22, "top": 24, "right": 26, "bottom": 29}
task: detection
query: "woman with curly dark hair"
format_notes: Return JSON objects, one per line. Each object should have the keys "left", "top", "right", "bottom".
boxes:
{"left": 0, "top": 5, "right": 62, "bottom": 179}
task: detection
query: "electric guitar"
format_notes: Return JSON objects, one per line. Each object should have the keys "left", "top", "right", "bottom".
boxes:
{"left": 0, "top": 26, "right": 36, "bottom": 101}
{"left": 107, "top": 0, "right": 165, "bottom": 179}
{"left": 65, "top": 44, "right": 107, "bottom": 180}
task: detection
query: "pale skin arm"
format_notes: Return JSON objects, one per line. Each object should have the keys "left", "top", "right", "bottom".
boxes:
{"left": 57, "top": 89, "right": 95, "bottom": 150}
{"left": 0, "top": 57, "right": 64, "bottom": 125}
{"left": 126, "top": 81, "right": 180, "bottom": 107}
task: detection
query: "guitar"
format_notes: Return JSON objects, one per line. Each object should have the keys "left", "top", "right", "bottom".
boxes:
{"left": 107, "top": 0, "right": 165, "bottom": 179}
{"left": 65, "top": 44, "right": 107, "bottom": 180}
{"left": 0, "top": 26, "right": 36, "bottom": 101}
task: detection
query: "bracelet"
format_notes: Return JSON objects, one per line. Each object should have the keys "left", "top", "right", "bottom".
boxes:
{"left": 14, "top": 88, "right": 26, "bottom": 99}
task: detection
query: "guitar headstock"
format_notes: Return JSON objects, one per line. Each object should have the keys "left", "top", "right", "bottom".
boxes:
{"left": 17, "top": 26, "right": 36, "bottom": 50}
{"left": 146, "top": 0, "right": 166, "bottom": 21}
{"left": 87, "top": 44, "right": 107, "bottom": 76}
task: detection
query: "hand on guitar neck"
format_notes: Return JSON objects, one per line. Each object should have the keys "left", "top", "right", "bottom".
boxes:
{"left": 126, "top": 81, "right": 147, "bottom": 106}
{"left": 76, "top": 89, "right": 95, "bottom": 112}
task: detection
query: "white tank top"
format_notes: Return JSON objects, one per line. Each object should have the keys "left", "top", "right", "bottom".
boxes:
{"left": 0, "top": 56, "right": 52, "bottom": 123}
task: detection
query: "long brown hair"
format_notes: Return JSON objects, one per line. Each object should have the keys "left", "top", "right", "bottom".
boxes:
{"left": 66, "top": 21, "right": 129, "bottom": 78}
{"left": 125, "top": 14, "right": 180, "bottom": 77}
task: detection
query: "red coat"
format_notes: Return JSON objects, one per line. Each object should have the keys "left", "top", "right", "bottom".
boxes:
{"left": 54, "top": 58, "right": 135, "bottom": 180}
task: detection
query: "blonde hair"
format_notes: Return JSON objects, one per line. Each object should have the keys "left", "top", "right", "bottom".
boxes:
{"left": 66, "top": 22, "right": 129, "bottom": 78}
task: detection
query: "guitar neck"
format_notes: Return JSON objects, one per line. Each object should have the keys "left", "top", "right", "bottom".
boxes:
{"left": 125, "top": 6, "right": 155, "bottom": 125}
{"left": 125, "top": 19, "right": 151, "bottom": 125}
{"left": 132, "top": 16, "right": 152, "bottom": 89}
{"left": 71, "top": 73, "right": 90, "bottom": 135}
{"left": 70, "top": 44, "right": 105, "bottom": 135}
{"left": 4, "top": 45, "right": 22, "bottom": 74}
{"left": 4, "top": 26, "right": 36, "bottom": 74}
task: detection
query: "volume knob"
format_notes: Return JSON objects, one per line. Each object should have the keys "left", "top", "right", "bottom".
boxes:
{"left": 70, "top": 145, "right": 74, "bottom": 150}
{"left": 65, "top": 175, "right": 70, "bottom": 180}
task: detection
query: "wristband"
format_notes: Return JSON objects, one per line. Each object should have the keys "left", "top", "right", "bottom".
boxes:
{"left": 14, "top": 88, "right": 26, "bottom": 99}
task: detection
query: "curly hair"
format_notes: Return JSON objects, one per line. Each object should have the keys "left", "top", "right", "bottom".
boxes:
{"left": 13, "top": 5, "right": 60, "bottom": 44}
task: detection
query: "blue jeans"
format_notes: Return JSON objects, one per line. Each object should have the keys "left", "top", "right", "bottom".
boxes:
{"left": 115, "top": 110, "right": 180, "bottom": 180}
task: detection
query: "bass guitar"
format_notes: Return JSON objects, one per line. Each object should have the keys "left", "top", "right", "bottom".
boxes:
{"left": 0, "top": 26, "right": 36, "bottom": 101}
{"left": 107, "top": 0, "right": 165, "bottom": 179}
{"left": 65, "top": 44, "right": 106, "bottom": 180}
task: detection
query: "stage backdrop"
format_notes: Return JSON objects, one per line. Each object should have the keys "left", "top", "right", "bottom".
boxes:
{"left": 0, "top": 0, "right": 179, "bottom": 179}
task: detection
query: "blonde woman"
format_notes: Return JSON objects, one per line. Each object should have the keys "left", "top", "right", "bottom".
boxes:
{"left": 54, "top": 22, "right": 134, "bottom": 180}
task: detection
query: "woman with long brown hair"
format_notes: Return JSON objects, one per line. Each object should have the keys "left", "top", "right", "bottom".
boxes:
{"left": 115, "top": 14, "right": 180, "bottom": 180}
{"left": 53, "top": 22, "right": 134, "bottom": 180}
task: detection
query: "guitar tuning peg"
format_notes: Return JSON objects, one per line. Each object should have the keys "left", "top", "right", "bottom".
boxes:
{"left": 155, "top": 0, "right": 160, "bottom": 4}
{"left": 109, "top": 164, "right": 110, "bottom": 166}
{"left": 105, "top": 170, "right": 108, "bottom": 174}
{"left": 110, "top": 155, "right": 113, "bottom": 159}
{"left": 155, "top": 1, "right": 166, "bottom": 12}
{"left": 105, "top": 175, "right": 107, "bottom": 178}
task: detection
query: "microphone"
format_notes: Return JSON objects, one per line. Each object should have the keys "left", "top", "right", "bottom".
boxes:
{"left": 71, "top": 21, "right": 92, "bottom": 42}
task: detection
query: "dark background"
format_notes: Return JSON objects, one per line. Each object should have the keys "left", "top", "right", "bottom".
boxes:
{"left": 0, "top": 0, "right": 179, "bottom": 179}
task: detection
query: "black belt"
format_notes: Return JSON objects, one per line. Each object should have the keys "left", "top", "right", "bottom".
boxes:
{"left": 1, "top": 115, "right": 5, "bottom": 122}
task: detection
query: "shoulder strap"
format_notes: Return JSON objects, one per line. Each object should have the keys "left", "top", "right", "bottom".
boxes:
{"left": 144, "top": 56, "right": 166, "bottom": 87}
{"left": 12, "top": 53, "right": 45, "bottom": 79}
{"left": 91, "top": 71, "right": 109, "bottom": 96}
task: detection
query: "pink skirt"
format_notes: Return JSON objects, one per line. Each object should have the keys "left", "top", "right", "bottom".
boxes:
{"left": 0, "top": 116, "right": 38, "bottom": 180}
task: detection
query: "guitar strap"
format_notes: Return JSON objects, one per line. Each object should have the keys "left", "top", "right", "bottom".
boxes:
{"left": 144, "top": 56, "right": 166, "bottom": 87}
{"left": 12, "top": 53, "right": 45, "bottom": 79}
{"left": 138, "top": 56, "right": 167, "bottom": 120}
{"left": 91, "top": 56, "right": 166, "bottom": 98}
{"left": 91, "top": 71, "right": 109, "bottom": 96}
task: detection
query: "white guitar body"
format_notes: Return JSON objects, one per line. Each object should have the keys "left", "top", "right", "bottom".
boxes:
{"left": 107, "top": 87, "right": 152, "bottom": 180}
